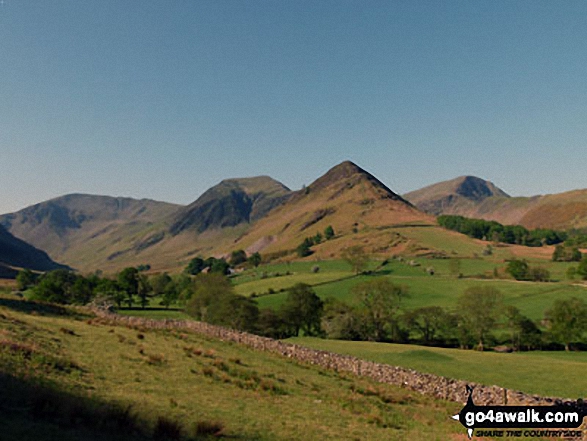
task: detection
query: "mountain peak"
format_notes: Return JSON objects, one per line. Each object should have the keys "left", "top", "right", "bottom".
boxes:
{"left": 308, "top": 161, "right": 408, "bottom": 205}
{"left": 453, "top": 176, "right": 509, "bottom": 200}
{"left": 403, "top": 175, "right": 509, "bottom": 216}
{"left": 169, "top": 175, "right": 291, "bottom": 235}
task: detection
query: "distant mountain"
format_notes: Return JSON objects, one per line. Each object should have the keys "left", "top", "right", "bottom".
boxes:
{"left": 232, "top": 161, "right": 434, "bottom": 257}
{"left": 0, "top": 194, "right": 181, "bottom": 270}
{"left": 405, "top": 177, "right": 587, "bottom": 230}
{"left": 169, "top": 176, "right": 291, "bottom": 235}
{"left": 0, "top": 224, "right": 65, "bottom": 273}
{"left": 404, "top": 176, "right": 509, "bottom": 216}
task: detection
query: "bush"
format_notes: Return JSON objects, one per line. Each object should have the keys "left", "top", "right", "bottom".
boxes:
{"left": 193, "top": 420, "right": 224, "bottom": 437}
{"left": 153, "top": 416, "right": 183, "bottom": 440}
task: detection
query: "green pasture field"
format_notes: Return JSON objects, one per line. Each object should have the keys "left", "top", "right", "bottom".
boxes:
{"left": 290, "top": 337, "right": 587, "bottom": 399}
{"left": 0, "top": 295, "right": 465, "bottom": 441}
{"left": 254, "top": 261, "right": 587, "bottom": 321}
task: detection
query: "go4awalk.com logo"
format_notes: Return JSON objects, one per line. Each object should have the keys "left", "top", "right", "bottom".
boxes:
{"left": 451, "top": 386, "right": 586, "bottom": 439}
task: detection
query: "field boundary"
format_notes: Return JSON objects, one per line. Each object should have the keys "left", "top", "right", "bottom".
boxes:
{"left": 92, "top": 309, "right": 573, "bottom": 407}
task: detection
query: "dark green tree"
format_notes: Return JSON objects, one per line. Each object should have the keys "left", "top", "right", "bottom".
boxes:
{"left": 185, "top": 257, "right": 205, "bottom": 275}
{"left": 403, "top": 306, "right": 450, "bottom": 345}
{"left": 210, "top": 258, "right": 230, "bottom": 275}
{"left": 506, "top": 259, "right": 529, "bottom": 281}
{"left": 137, "top": 274, "right": 152, "bottom": 309}
{"left": 280, "top": 283, "right": 324, "bottom": 336}
{"left": 257, "top": 309, "right": 292, "bottom": 339}
{"left": 504, "top": 306, "right": 542, "bottom": 351}
{"left": 94, "top": 278, "right": 124, "bottom": 308}
{"left": 229, "top": 249, "right": 248, "bottom": 266}
{"left": 324, "top": 225, "right": 335, "bottom": 240}
{"left": 296, "top": 240, "right": 313, "bottom": 258}
{"left": 248, "top": 252, "right": 262, "bottom": 268}
{"left": 31, "top": 270, "right": 77, "bottom": 304}
{"left": 117, "top": 267, "right": 139, "bottom": 308}
{"left": 313, "top": 232, "right": 323, "bottom": 245}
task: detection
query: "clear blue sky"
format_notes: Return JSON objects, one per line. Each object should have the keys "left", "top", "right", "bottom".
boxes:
{"left": 1, "top": 1, "right": 586, "bottom": 214}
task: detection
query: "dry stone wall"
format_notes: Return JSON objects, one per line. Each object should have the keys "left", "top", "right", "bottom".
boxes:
{"left": 93, "top": 310, "right": 573, "bottom": 407}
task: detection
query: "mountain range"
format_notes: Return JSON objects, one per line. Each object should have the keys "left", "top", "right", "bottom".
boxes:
{"left": 1, "top": 162, "right": 586, "bottom": 274}
{"left": 403, "top": 176, "right": 587, "bottom": 230}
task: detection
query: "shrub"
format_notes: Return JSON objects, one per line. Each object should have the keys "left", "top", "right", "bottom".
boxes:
{"left": 153, "top": 416, "right": 183, "bottom": 440}
{"left": 193, "top": 420, "right": 224, "bottom": 437}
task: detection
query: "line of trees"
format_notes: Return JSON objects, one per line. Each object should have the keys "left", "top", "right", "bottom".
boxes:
{"left": 322, "top": 283, "right": 587, "bottom": 352}
{"left": 17, "top": 267, "right": 196, "bottom": 309}
{"left": 437, "top": 215, "right": 566, "bottom": 247}
{"left": 296, "top": 225, "right": 335, "bottom": 257}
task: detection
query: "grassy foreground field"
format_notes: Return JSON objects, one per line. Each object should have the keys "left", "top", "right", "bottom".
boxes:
{"left": 289, "top": 337, "right": 587, "bottom": 400}
{"left": 0, "top": 295, "right": 468, "bottom": 441}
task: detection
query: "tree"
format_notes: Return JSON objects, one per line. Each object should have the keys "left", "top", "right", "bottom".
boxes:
{"left": 545, "top": 297, "right": 587, "bottom": 351}
{"left": 150, "top": 273, "right": 172, "bottom": 297}
{"left": 151, "top": 273, "right": 176, "bottom": 309}
{"left": 248, "top": 252, "right": 262, "bottom": 268}
{"left": 137, "top": 274, "right": 152, "bottom": 309}
{"left": 324, "top": 225, "right": 335, "bottom": 240}
{"left": 185, "top": 273, "right": 258, "bottom": 332}
{"left": 504, "top": 306, "right": 541, "bottom": 351}
{"left": 229, "top": 249, "right": 247, "bottom": 266}
{"left": 296, "top": 240, "right": 313, "bottom": 258}
{"left": 257, "top": 309, "right": 292, "bottom": 339}
{"left": 280, "top": 283, "right": 324, "bottom": 336}
{"left": 185, "top": 257, "right": 205, "bottom": 275}
{"left": 313, "top": 232, "right": 323, "bottom": 245}
{"left": 321, "top": 298, "right": 361, "bottom": 340}
{"left": 403, "top": 306, "right": 450, "bottom": 345}
{"left": 352, "top": 278, "right": 408, "bottom": 342}
{"left": 210, "top": 258, "right": 230, "bottom": 275}
{"left": 529, "top": 266, "right": 550, "bottom": 282}
{"left": 94, "top": 278, "right": 124, "bottom": 308}
{"left": 341, "top": 246, "right": 369, "bottom": 274}
{"left": 552, "top": 245, "right": 582, "bottom": 262}
{"left": 16, "top": 269, "right": 38, "bottom": 291}
{"left": 456, "top": 286, "right": 503, "bottom": 350}
{"left": 506, "top": 259, "right": 529, "bottom": 281}
{"left": 117, "top": 267, "right": 139, "bottom": 308}
{"left": 185, "top": 273, "right": 232, "bottom": 320}
{"left": 30, "top": 269, "right": 78, "bottom": 304}
{"left": 72, "top": 276, "right": 94, "bottom": 305}
{"left": 577, "top": 257, "right": 587, "bottom": 280}
{"left": 207, "top": 295, "right": 259, "bottom": 332}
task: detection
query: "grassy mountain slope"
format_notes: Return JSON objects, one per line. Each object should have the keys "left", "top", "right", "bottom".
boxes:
{"left": 0, "top": 296, "right": 463, "bottom": 440}
{"left": 232, "top": 161, "right": 435, "bottom": 259}
{"left": 0, "top": 224, "right": 65, "bottom": 272}
{"left": 0, "top": 194, "right": 181, "bottom": 272}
